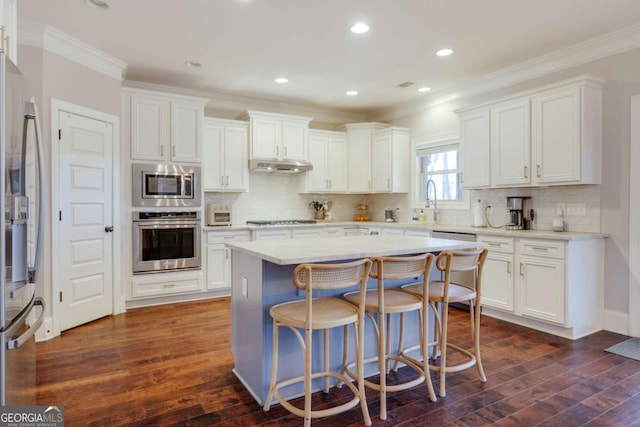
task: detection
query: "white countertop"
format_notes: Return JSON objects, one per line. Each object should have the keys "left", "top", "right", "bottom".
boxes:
{"left": 226, "top": 235, "right": 481, "bottom": 265}
{"left": 205, "top": 221, "right": 607, "bottom": 241}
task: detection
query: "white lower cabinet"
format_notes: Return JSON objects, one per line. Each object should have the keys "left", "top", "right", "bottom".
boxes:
{"left": 207, "top": 230, "right": 250, "bottom": 290}
{"left": 478, "top": 236, "right": 515, "bottom": 312}
{"left": 132, "top": 272, "right": 203, "bottom": 299}
{"left": 252, "top": 228, "right": 292, "bottom": 240}
{"left": 478, "top": 234, "right": 603, "bottom": 339}
{"left": 324, "top": 227, "right": 344, "bottom": 237}
{"left": 292, "top": 228, "right": 324, "bottom": 239}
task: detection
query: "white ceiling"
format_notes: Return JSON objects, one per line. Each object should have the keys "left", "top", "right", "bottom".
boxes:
{"left": 18, "top": 0, "right": 640, "bottom": 114}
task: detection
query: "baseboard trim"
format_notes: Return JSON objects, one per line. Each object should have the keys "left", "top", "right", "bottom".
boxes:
{"left": 603, "top": 309, "right": 629, "bottom": 336}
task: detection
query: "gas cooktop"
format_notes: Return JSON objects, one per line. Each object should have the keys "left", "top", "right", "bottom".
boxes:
{"left": 246, "top": 219, "right": 318, "bottom": 226}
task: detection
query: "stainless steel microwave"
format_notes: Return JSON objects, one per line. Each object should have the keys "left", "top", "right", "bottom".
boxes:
{"left": 132, "top": 163, "right": 201, "bottom": 207}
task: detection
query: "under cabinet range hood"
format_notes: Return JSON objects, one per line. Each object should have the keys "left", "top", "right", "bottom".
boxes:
{"left": 249, "top": 159, "right": 313, "bottom": 173}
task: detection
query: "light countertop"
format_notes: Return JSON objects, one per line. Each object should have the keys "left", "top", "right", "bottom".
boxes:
{"left": 204, "top": 221, "right": 607, "bottom": 241}
{"left": 226, "top": 235, "right": 481, "bottom": 265}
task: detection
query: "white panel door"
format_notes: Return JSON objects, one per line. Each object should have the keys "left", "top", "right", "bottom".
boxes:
{"left": 327, "top": 134, "right": 347, "bottom": 192}
{"left": 202, "top": 122, "right": 224, "bottom": 190}
{"left": 171, "top": 101, "right": 201, "bottom": 163}
{"left": 481, "top": 253, "right": 514, "bottom": 312}
{"left": 58, "top": 112, "right": 113, "bottom": 331}
{"left": 282, "top": 119, "right": 308, "bottom": 160}
{"left": 224, "top": 125, "right": 248, "bottom": 191}
{"left": 491, "top": 99, "right": 531, "bottom": 186}
{"left": 460, "top": 109, "right": 491, "bottom": 188}
{"left": 130, "top": 95, "right": 169, "bottom": 161}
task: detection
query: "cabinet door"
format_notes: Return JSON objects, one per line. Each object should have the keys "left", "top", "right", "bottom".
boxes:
{"left": 532, "top": 87, "right": 581, "bottom": 184}
{"left": 347, "top": 129, "right": 372, "bottom": 192}
{"left": 491, "top": 99, "right": 531, "bottom": 186}
{"left": 251, "top": 116, "right": 280, "bottom": 159}
{"left": 1, "top": 0, "right": 17, "bottom": 64}
{"left": 517, "top": 256, "right": 565, "bottom": 324}
{"left": 459, "top": 110, "right": 491, "bottom": 188}
{"left": 372, "top": 132, "right": 392, "bottom": 192}
{"left": 207, "top": 245, "right": 228, "bottom": 290}
{"left": 171, "top": 101, "right": 202, "bottom": 163}
{"left": 326, "top": 134, "right": 347, "bottom": 192}
{"left": 481, "top": 252, "right": 514, "bottom": 312}
{"left": 130, "top": 95, "right": 170, "bottom": 161}
{"left": 202, "top": 122, "right": 224, "bottom": 190}
{"left": 224, "top": 125, "right": 249, "bottom": 191}
{"left": 307, "top": 133, "right": 329, "bottom": 192}
{"left": 282, "top": 119, "right": 308, "bottom": 160}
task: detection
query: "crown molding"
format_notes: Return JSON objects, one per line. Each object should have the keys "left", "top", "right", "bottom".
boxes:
{"left": 18, "top": 19, "right": 127, "bottom": 81}
{"left": 123, "top": 79, "right": 367, "bottom": 124}
{"left": 372, "top": 22, "right": 640, "bottom": 122}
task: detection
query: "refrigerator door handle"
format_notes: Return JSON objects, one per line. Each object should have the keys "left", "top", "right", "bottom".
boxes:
{"left": 23, "top": 101, "right": 44, "bottom": 284}
{"left": 4, "top": 297, "right": 45, "bottom": 350}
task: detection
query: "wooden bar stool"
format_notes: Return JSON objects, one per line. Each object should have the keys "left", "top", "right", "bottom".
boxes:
{"left": 343, "top": 253, "right": 437, "bottom": 420}
{"left": 263, "top": 259, "right": 372, "bottom": 427}
{"left": 402, "top": 247, "right": 488, "bottom": 397}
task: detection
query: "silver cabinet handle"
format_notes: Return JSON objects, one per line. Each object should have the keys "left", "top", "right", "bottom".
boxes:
{"left": 160, "top": 145, "right": 164, "bottom": 156}
{"left": 172, "top": 145, "right": 176, "bottom": 157}
{"left": 387, "top": 178, "right": 391, "bottom": 189}
{"left": 226, "top": 175, "right": 230, "bottom": 185}
{"left": 0, "top": 26, "right": 5, "bottom": 54}
{"left": 220, "top": 176, "right": 225, "bottom": 186}
{"left": 276, "top": 146, "right": 279, "bottom": 156}
{"left": 520, "top": 263, "right": 524, "bottom": 276}
{"left": 524, "top": 165, "right": 528, "bottom": 179}
{"left": 537, "top": 164, "right": 541, "bottom": 177}
{"left": 487, "top": 242, "right": 502, "bottom": 247}
{"left": 284, "top": 146, "right": 287, "bottom": 156}
{"left": 531, "top": 246, "right": 550, "bottom": 252}
{"left": 507, "top": 261, "right": 511, "bottom": 274}
{"left": 163, "top": 283, "right": 176, "bottom": 289}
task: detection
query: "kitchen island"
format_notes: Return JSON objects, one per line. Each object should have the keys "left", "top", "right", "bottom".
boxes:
{"left": 226, "top": 235, "right": 481, "bottom": 405}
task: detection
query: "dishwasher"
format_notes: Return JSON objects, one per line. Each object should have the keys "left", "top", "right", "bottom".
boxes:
{"left": 431, "top": 230, "right": 478, "bottom": 311}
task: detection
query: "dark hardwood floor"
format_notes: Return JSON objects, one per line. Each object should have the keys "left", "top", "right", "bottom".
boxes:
{"left": 36, "top": 298, "right": 640, "bottom": 426}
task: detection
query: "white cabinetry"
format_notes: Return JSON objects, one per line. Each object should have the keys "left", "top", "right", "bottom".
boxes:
{"left": 516, "top": 239, "right": 566, "bottom": 324}
{"left": 292, "top": 227, "right": 324, "bottom": 239}
{"left": 131, "top": 271, "right": 203, "bottom": 299}
{"left": 477, "top": 236, "right": 515, "bottom": 312}
{"left": 457, "top": 75, "right": 604, "bottom": 189}
{"left": 125, "top": 88, "right": 207, "bottom": 163}
{"left": 372, "top": 127, "right": 410, "bottom": 193}
{"left": 477, "top": 234, "right": 603, "bottom": 339}
{"left": 459, "top": 110, "right": 491, "bottom": 188}
{"left": 305, "top": 130, "right": 347, "bottom": 193}
{"left": 203, "top": 118, "right": 248, "bottom": 192}
{"left": 252, "top": 228, "right": 292, "bottom": 240}
{"left": 491, "top": 99, "right": 531, "bottom": 186}
{"left": 242, "top": 110, "right": 312, "bottom": 161}
{"left": 207, "top": 230, "right": 250, "bottom": 291}
{"left": 0, "top": 0, "right": 17, "bottom": 64}
{"left": 345, "top": 123, "right": 387, "bottom": 193}
{"left": 532, "top": 82, "right": 602, "bottom": 185}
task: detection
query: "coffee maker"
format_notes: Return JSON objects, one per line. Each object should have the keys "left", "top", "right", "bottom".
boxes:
{"left": 506, "top": 196, "right": 530, "bottom": 230}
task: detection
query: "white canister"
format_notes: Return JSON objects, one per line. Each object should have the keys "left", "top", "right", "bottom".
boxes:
{"left": 472, "top": 199, "right": 485, "bottom": 227}
{"left": 552, "top": 216, "right": 565, "bottom": 232}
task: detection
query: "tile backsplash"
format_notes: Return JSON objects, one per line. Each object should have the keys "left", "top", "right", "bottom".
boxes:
{"left": 205, "top": 173, "right": 600, "bottom": 233}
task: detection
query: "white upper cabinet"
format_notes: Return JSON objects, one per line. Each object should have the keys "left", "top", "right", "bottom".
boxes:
{"left": 0, "top": 0, "right": 17, "bottom": 64}
{"left": 491, "top": 99, "right": 531, "bottom": 186}
{"left": 372, "top": 127, "right": 410, "bottom": 193}
{"left": 459, "top": 110, "right": 491, "bottom": 188}
{"left": 457, "top": 75, "right": 604, "bottom": 189}
{"left": 202, "top": 118, "right": 248, "bottom": 192}
{"left": 242, "top": 110, "right": 312, "bottom": 161}
{"left": 345, "top": 123, "right": 387, "bottom": 193}
{"left": 304, "top": 130, "right": 347, "bottom": 193}
{"left": 125, "top": 88, "right": 207, "bottom": 163}
{"left": 532, "top": 80, "right": 602, "bottom": 185}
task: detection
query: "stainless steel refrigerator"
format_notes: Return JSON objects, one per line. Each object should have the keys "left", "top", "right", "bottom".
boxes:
{"left": 0, "top": 51, "right": 45, "bottom": 405}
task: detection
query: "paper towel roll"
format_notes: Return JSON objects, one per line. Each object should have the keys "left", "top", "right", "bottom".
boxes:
{"left": 473, "top": 199, "right": 485, "bottom": 227}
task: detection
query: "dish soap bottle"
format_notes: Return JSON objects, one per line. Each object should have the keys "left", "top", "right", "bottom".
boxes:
{"left": 419, "top": 209, "right": 426, "bottom": 223}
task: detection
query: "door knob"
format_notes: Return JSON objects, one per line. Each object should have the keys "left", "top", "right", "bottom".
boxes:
{"left": 105, "top": 226, "right": 114, "bottom": 233}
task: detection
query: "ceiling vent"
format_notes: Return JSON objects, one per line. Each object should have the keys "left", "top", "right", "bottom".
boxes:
{"left": 397, "top": 81, "right": 414, "bottom": 88}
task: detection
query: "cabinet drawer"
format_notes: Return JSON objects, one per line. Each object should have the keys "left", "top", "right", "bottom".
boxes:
{"left": 132, "top": 276, "right": 203, "bottom": 298}
{"left": 477, "top": 235, "right": 514, "bottom": 253}
{"left": 207, "top": 230, "right": 250, "bottom": 244}
{"left": 519, "top": 239, "right": 565, "bottom": 259}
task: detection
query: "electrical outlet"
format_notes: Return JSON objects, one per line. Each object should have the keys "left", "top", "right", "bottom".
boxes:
{"left": 566, "top": 203, "right": 586, "bottom": 216}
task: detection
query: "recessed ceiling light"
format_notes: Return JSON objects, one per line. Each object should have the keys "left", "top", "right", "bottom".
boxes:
{"left": 185, "top": 61, "right": 202, "bottom": 68}
{"left": 275, "top": 77, "right": 289, "bottom": 84}
{"left": 418, "top": 87, "right": 431, "bottom": 93}
{"left": 84, "top": 0, "right": 109, "bottom": 10}
{"left": 346, "top": 90, "right": 358, "bottom": 96}
{"left": 350, "top": 23, "right": 370, "bottom": 34}
{"left": 436, "top": 48, "right": 453, "bottom": 57}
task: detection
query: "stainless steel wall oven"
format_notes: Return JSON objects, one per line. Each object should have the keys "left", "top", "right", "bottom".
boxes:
{"left": 132, "top": 211, "right": 201, "bottom": 274}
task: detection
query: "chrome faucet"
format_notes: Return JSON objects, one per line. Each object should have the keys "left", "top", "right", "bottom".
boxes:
{"left": 425, "top": 178, "right": 439, "bottom": 224}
